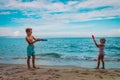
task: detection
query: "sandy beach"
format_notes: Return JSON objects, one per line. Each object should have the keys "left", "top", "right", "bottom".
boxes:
{"left": 0, "top": 64, "right": 120, "bottom": 80}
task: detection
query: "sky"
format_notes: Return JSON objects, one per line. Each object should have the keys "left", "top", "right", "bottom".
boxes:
{"left": 0, "top": 0, "right": 120, "bottom": 37}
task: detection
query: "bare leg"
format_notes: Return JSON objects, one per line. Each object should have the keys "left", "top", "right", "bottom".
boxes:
{"left": 32, "top": 55, "right": 39, "bottom": 69}
{"left": 101, "top": 55, "right": 105, "bottom": 69}
{"left": 32, "top": 55, "right": 36, "bottom": 68}
{"left": 27, "top": 56, "right": 31, "bottom": 69}
{"left": 96, "top": 55, "right": 100, "bottom": 69}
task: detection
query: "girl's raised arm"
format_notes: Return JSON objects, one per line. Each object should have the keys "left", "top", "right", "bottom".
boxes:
{"left": 92, "top": 35, "right": 98, "bottom": 47}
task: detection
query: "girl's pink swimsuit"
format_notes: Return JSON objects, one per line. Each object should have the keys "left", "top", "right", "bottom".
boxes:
{"left": 98, "top": 46, "right": 105, "bottom": 55}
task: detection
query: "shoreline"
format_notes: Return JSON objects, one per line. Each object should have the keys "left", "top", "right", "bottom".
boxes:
{"left": 0, "top": 62, "right": 120, "bottom": 70}
{"left": 0, "top": 63, "right": 120, "bottom": 80}
{"left": 0, "top": 58, "right": 120, "bottom": 69}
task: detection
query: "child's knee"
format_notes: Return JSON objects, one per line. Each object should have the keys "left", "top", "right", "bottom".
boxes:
{"left": 100, "top": 58, "right": 104, "bottom": 62}
{"left": 101, "top": 59, "right": 104, "bottom": 62}
{"left": 98, "top": 60, "right": 100, "bottom": 62}
{"left": 27, "top": 56, "right": 31, "bottom": 59}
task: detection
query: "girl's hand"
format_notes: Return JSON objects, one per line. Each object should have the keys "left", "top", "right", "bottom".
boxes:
{"left": 92, "top": 35, "right": 96, "bottom": 42}
{"left": 92, "top": 35, "right": 98, "bottom": 47}
{"left": 92, "top": 35, "right": 95, "bottom": 40}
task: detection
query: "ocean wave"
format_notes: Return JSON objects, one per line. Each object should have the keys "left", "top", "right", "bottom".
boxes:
{"left": 106, "top": 46, "right": 120, "bottom": 50}
{"left": 36, "top": 53, "right": 61, "bottom": 58}
{"left": 0, "top": 53, "right": 120, "bottom": 62}
{"left": 36, "top": 53, "right": 120, "bottom": 62}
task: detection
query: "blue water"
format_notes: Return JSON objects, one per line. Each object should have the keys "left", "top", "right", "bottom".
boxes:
{"left": 0, "top": 37, "right": 120, "bottom": 68}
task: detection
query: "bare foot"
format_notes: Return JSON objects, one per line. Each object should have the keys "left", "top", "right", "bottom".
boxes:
{"left": 101, "top": 67, "right": 105, "bottom": 69}
{"left": 33, "top": 66, "right": 39, "bottom": 69}
{"left": 95, "top": 67, "right": 99, "bottom": 69}
{"left": 28, "top": 67, "right": 34, "bottom": 70}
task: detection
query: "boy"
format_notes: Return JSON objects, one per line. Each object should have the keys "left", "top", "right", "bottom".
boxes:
{"left": 25, "top": 28, "right": 40, "bottom": 69}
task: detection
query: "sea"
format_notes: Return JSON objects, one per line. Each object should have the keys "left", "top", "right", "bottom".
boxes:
{"left": 0, "top": 37, "right": 120, "bottom": 69}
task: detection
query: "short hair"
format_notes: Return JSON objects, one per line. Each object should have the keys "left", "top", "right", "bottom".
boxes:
{"left": 25, "top": 28, "right": 32, "bottom": 32}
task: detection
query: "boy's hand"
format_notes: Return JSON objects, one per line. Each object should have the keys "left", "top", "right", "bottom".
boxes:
{"left": 36, "top": 38, "right": 40, "bottom": 41}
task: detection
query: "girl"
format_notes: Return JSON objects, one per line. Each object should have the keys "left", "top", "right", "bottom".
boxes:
{"left": 92, "top": 35, "right": 106, "bottom": 69}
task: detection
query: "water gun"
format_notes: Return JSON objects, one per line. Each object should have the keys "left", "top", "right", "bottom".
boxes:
{"left": 92, "top": 35, "right": 97, "bottom": 46}
{"left": 39, "top": 39, "right": 48, "bottom": 41}
{"left": 92, "top": 35, "right": 95, "bottom": 40}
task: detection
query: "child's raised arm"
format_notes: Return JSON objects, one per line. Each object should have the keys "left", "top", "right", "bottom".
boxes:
{"left": 92, "top": 35, "right": 98, "bottom": 47}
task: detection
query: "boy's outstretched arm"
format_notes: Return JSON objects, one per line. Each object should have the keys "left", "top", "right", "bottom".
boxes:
{"left": 92, "top": 35, "right": 98, "bottom": 47}
{"left": 26, "top": 37, "right": 37, "bottom": 45}
{"left": 33, "top": 36, "right": 40, "bottom": 41}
